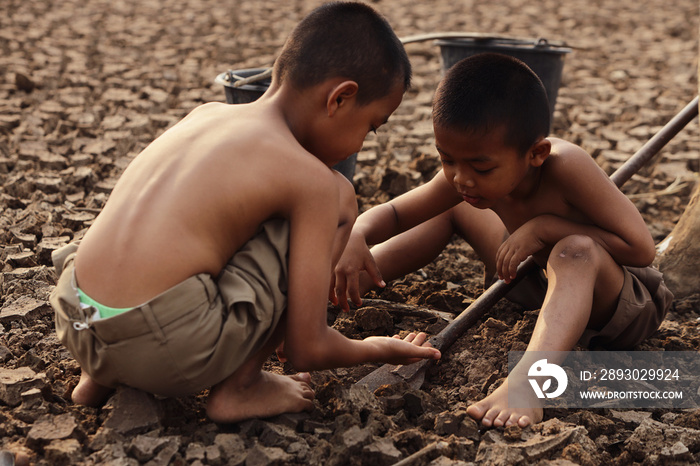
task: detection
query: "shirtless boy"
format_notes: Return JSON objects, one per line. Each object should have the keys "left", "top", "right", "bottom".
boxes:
{"left": 332, "top": 53, "right": 672, "bottom": 427}
{"left": 49, "top": 1, "right": 440, "bottom": 424}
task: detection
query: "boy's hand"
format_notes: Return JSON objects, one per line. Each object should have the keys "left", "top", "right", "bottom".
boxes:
{"left": 496, "top": 224, "right": 545, "bottom": 282}
{"left": 330, "top": 235, "right": 385, "bottom": 312}
{"left": 363, "top": 332, "right": 441, "bottom": 366}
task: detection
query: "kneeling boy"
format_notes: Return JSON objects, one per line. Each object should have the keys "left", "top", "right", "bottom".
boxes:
{"left": 50, "top": 1, "right": 440, "bottom": 424}
{"left": 333, "top": 53, "right": 672, "bottom": 427}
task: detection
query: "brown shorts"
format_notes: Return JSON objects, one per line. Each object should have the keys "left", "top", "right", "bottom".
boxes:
{"left": 49, "top": 220, "right": 289, "bottom": 397}
{"left": 494, "top": 265, "right": 673, "bottom": 350}
{"left": 580, "top": 266, "right": 672, "bottom": 349}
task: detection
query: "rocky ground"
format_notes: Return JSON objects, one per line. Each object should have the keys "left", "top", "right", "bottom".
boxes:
{"left": 1, "top": 0, "right": 700, "bottom": 464}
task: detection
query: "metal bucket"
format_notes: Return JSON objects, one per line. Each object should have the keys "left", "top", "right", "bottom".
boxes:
{"left": 436, "top": 37, "right": 571, "bottom": 120}
{"left": 215, "top": 69, "right": 357, "bottom": 181}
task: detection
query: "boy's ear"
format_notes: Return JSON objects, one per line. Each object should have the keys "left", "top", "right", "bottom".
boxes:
{"left": 327, "top": 80, "right": 359, "bottom": 116}
{"left": 529, "top": 137, "right": 551, "bottom": 167}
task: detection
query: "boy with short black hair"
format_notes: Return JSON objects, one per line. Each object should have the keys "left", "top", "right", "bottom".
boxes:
{"left": 50, "top": 1, "right": 440, "bottom": 424}
{"left": 333, "top": 52, "right": 672, "bottom": 427}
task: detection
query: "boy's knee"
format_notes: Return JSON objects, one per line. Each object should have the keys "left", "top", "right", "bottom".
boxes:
{"left": 549, "top": 235, "right": 600, "bottom": 266}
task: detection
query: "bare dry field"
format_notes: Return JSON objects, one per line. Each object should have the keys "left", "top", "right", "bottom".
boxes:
{"left": 1, "top": 0, "right": 699, "bottom": 464}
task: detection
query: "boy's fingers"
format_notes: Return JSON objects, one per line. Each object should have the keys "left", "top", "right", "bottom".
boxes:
{"left": 500, "top": 249, "right": 518, "bottom": 282}
{"left": 328, "top": 274, "right": 339, "bottom": 304}
{"left": 407, "top": 332, "right": 427, "bottom": 346}
{"left": 495, "top": 247, "right": 506, "bottom": 280}
{"left": 337, "top": 293, "right": 350, "bottom": 313}
{"left": 334, "top": 275, "right": 351, "bottom": 312}
{"left": 497, "top": 259, "right": 506, "bottom": 282}
{"left": 365, "top": 259, "right": 386, "bottom": 288}
{"left": 509, "top": 254, "right": 521, "bottom": 280}
{"left": 401, "top": 332, "right": 436, "bottom": 351}
{"left": 406, "top": 346, "right": 441, "bottom": 363}
{"left": 346, "top": 272, "right": 363, "bottom": 307}
{"left": 332, "top": 274, "right": 343, "bottom": 303}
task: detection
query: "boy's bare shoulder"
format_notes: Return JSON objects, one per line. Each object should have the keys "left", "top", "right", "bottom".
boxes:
{"left": 179, "top": 102, "right": 344, "bottom": 212}
{"left": 548, "top": 138, "right": 591, "bottom": 160}
{"left": 185, "top": 101, "right": 321, "bottom": 169}
{"left": 153, "top": 100, "right": 338, "bottom": 221}
{"left": 544, "top": 138, "right": 600, "bottom": 179}
{"left": 543, "top": 137, "right": 619, "bottom": 203}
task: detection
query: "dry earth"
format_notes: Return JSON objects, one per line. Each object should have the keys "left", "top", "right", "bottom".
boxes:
{"left": 1, "top": 0, "right": 700, "bottom": 464}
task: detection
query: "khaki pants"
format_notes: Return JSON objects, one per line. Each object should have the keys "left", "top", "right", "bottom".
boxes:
{"left": 49, "top": 220, "right": 289, "bottom": 397}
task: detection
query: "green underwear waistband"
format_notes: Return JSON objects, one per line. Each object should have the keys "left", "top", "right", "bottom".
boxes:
{"left": 77, "top": 288, "right": 133, "bottom": 319}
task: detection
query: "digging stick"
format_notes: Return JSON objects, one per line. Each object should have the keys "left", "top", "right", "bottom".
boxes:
{"left": 356, "top": 95, "right": 699, "bottom": 391}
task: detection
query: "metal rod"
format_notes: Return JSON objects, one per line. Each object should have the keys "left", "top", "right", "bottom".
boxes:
{"left": 610, "top": 96, "right": 699, "bottom": 187}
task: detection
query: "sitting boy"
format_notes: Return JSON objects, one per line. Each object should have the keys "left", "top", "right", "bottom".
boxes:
{"left": 332, "top": 53, "right": 672, "bottom": 427}
{"left": 49, "top": 1, "right": 440, "bottom": 424}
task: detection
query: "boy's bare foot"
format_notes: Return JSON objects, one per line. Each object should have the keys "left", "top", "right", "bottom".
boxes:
{"left": 206, "top": 371, "right": 314, "bottom": 424}
{"left": 72, "top": 371, "right": 114, "bottom": 407}
{"left": 466, "top": 377, "right": 543, "bottom": 428}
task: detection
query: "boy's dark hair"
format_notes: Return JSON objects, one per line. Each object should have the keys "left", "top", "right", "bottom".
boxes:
{"left": 274, "top": 1, "right": 411, "bottom": 105}
{"left": 433, "top": 53, "right": 550, "bottom": 155}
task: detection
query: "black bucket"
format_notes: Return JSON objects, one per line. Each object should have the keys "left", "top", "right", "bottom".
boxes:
{"left": 216, "top": 68, "right": 271, "bottom": 104}
{"left": 215, "top": 68, "right": 357, "bottom": 182}
{"left": 436, "top": 37, "right": 571, "bottom": 120}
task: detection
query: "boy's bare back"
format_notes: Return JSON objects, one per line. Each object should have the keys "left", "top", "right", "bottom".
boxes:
{"left": 74, "top": 100, "right": 341, "bottom": 308}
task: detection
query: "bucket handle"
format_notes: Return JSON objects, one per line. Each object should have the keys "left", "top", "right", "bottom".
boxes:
{"left": 225, "top": 33, "right": 576, "bottom": 87}
{"left": 400, "top": 31, "right": 572, "bottom": 48}
{"left": 224, "top": 68, "right": 273, "bottom": 88}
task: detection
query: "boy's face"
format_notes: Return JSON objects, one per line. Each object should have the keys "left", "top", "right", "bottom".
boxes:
{"left": 310, "top": 83, "right": 404, "bottom": 167}
{"left": 434, "top": 124, "right": 536, "bottom": 209}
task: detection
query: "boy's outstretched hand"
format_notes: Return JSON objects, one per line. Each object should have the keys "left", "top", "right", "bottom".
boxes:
{"left": 364, "top": 332, "right": 441, "bottom": 366}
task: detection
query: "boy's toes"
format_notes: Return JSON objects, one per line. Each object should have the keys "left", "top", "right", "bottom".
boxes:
{"left": 505, "top": 413, "right": 521, "bottom": 427}
{"left": 480, "top": 408, "right": 500, "bottom": 427}
{"left": 301, "top": 397, "right": 315, "bottom": 411}
{"left": 466, "top": 403, "right": 487, "bottom": 422}
{"left": 518, "top": 415, "right": 533, "bottom": 428}
{"left": 303, "top": 388, "right": 315, "bottom": 400}
{"left": 494, "top": 410, "right": 514, "bottom": 428}
{"left": 292, "top": 372, "right": 312, "bottom": 383}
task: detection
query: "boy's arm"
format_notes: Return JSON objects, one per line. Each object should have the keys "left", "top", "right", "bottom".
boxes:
{"left": 353, "top": 169, "right": 463, "bottom": 244}
{"left": 497, "top": 143, "right": 656, "bottom": 281}
{"left": 283, "top": 170, "right": 440, "bottom": 372}
{"left": 332, "top": 170, "right": 462, "bottom": 310}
